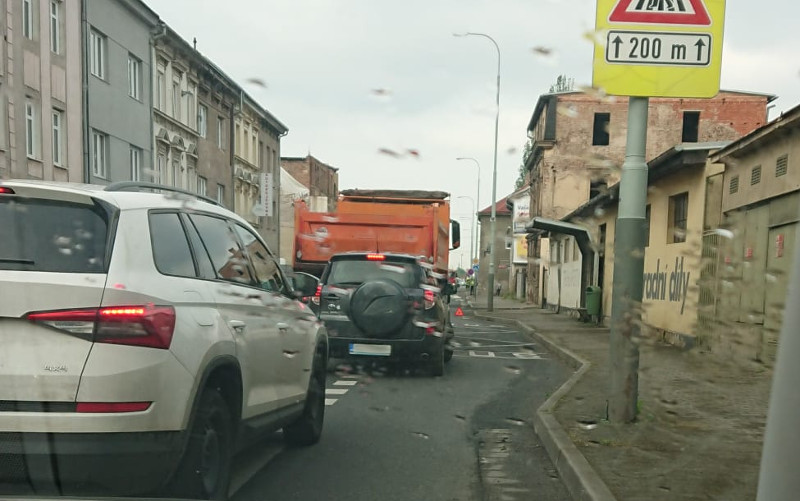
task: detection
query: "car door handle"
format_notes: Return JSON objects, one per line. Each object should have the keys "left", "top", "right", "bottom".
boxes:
{"left": 228, "top": 320, "right": 246, "bottom": 333}
{"left": 277, "top": 322, "right": 289, "bottom": 333}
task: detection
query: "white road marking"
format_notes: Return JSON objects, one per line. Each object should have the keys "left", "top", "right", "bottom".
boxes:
{"left": 326, "top": 388, "right": 349, "bottom": 395}
{"left": 512, "top": 352, "right": 543, "bottom": 360}
{"left": 338, "top": 374, "right": 360, "bottom": 379}
{"left": 469, "top": 350, "right": 496, "bottom": 358}
{"left": 333, "top": 380, "right": 359, "bottom": 386}
{"left": 325, "top": 398, "right": 338, "bottom": 406}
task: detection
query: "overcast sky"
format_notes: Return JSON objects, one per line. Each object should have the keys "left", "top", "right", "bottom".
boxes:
{"left": 149, "top": 0, "right": 800, "bottom": 268}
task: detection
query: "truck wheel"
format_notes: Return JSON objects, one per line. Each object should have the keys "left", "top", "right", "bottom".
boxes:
{"left": 170, "top": 389, "right": 233, "bottom": 500}
{"left": 284, "top": 356, "right": 326, "bottom": 446}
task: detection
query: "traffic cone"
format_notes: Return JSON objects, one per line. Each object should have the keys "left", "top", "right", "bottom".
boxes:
{"left": 455, "top": 307, "right": 464, "bottom": 317}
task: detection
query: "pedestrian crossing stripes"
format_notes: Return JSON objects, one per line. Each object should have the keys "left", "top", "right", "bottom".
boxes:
{"left": 325, "top": 377, "right": 359, "bottom": 406}
{"left": 627, "top": 0, "right": 695, "bottom": 14}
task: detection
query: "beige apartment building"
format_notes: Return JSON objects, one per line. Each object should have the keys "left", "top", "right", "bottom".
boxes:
{"left": 0, "top": 0, "right": 82, "bottom": 182}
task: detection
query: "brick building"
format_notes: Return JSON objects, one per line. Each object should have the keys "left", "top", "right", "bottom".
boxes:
{"left": 281, "top": 155, "right": 339, "bottom": 212}
{"left": 523, "top": 89, "right": 775, "bottom": 305}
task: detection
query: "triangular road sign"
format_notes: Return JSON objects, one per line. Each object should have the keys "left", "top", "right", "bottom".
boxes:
{"left": 454, "top": 307, "right": 464, "bottom": 317}
{"left": 609, "top": 0, "right": 711, "bottom": 26}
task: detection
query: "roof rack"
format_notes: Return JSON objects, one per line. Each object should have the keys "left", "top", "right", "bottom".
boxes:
{"left": 104, "top": 181, "right": 223, "bottom": 207}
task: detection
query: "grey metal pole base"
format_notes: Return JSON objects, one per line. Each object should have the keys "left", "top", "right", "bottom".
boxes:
{"left": 608, "top": 96, "right": 649, "bottom": 424}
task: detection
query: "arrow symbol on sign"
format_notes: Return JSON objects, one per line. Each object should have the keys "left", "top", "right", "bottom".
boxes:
{"left": 694, "top": 39, "right": 706, "bottom": 61}
{"left": 612, "top": 35, "right": 623, "bottom": 59}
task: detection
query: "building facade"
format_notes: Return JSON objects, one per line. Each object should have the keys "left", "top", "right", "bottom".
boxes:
{"left": 523, "top": 90, "right": 775, "bottom": 306}
{"left": 281, "top": 155, "right": 339, "bottom": 212}
{"left": 0, "top": 0, "right": 82, "bottom": 182}
{"left": 84, "top": 0, "right": 157, "bottom": 185}
{"left": 477, "top": 197, "right": 512, "bottom": 297}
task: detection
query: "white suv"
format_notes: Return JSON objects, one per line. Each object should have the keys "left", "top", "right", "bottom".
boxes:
{"left": 0, "top": 180, "right": 328, "bottom": 499}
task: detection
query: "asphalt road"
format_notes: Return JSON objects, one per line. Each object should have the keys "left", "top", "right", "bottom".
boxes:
{"left": 231, "top": 309, "right": 573, "bottom": 501}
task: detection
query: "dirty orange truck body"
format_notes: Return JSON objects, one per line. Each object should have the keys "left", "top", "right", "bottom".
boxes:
{"left": 293, "top": 189, "right": 461, "bottom": 277}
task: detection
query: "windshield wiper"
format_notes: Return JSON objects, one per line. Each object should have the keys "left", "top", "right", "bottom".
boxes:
{"left": 0, "top": 258, "right": 35, "bottom": 265}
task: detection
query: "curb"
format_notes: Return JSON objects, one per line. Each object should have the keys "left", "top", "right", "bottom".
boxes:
{"left": 473, "top": 312, "right": 618, "bottom": 501}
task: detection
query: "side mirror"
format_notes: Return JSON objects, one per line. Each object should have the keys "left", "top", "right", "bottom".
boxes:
{"left": 292, "top": 290, "right": 310, "bottom": 303}
{"left": 450, "top": 220, "right": 461, "bottom": 250}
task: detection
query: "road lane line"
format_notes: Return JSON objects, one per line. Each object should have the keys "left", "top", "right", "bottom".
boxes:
{"left": 333, "top": 380, "right": 359, "bottom": 386}
{"left": 326, "top": 388, "right": 349, "bottom": 395}
{"left": 325, "top": 398, "right": 338, "bottom": 406}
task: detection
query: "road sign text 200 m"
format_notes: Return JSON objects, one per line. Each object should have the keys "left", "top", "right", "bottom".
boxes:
{"left": 605, "top": 31, "right": 711, "bottom": 66}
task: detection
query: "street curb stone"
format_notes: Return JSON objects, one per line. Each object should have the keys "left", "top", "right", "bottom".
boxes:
{"left": 473, "top": 312, "right": 618, "bottom": 501}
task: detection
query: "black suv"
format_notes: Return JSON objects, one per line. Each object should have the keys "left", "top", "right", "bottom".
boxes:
{"left": 317, "top": 253, "right": 454, "bottom": 376}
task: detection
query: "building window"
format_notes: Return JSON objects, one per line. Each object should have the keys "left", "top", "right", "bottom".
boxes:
{"left": 217, "top": 117, "right": 225, "bottom": 149}
{"left": 776, "top": 154, "right": 788, "bottom": 177}
{"left": 50, "top": 1, "right": 60, "bottom": 53}
{"left": 235, "top": 123, "right": 241, "bottom": 154}
{"left": 130, "top": 146, "right": 142, "bottom": 181}
{"left": 198, "top": 105, "right": 207, "bottom": 137}
{"left": 156, "top": 153, "right": 166, "bottom": 183}
{"left": 217, "top": 184, "right": 225, "bottom": 204}
{"left": 644, "top": 204, "right": 651, "bottom": 247}
{"left": 172, "top": 81, "right": 181, "bottom": 120}
{"left": 592, "top": 113, "right": 610, "bottom": 146}
{"left": 751, "top": 165, "right": 762, "bottom": 185}
{"left": 729, "top": 175, "right": 739, "bottom": 194}
{"left": 156, "top": 65, "right": 166, "bottom": 111}
{"left": 682, "top": 111, "right": 700, "bottom": 142}
{"left": 91, "top": 130, "right": 107, "bottom": 178}
{"left": 23, "top": 0, "right": 33, "bottom": 39}
{"left": 573, "top": 239, "right": 579, "bottom": 261}
{"left": 185, "top": 84, "right": 196, "bottom": 127}
{"left": 52, "top": 109, "right": 63, "bottom": 166}
{"left": 171, "top": 159, "right": 180, "bottom": 188}
{"left": 25, "top": 101, "right": 38, "bottom": 159}
{"left": 251, "top": 134, "right": 258, "bottom": 165}
{"left": 89, "top": 29, "right": 106, "bottom": 79}
{"left": 668, "top": 192, "right": 689, "bottom": 244}
{"left": 197, "top": 176, "right": 207, "bottom": 196}
{"left": 127, "top": 54, "right": 141, "bottom": 100}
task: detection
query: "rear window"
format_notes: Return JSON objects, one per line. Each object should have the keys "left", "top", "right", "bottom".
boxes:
{"left": 0, "top": 197, "right": 110, "bottom": 273}
{"left": 324, "top": 259, "right": 420, "bottom": 288}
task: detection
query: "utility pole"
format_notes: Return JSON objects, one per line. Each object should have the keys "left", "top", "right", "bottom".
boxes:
{"left": 608, "top": 97, "right": 649, "bottom": 423}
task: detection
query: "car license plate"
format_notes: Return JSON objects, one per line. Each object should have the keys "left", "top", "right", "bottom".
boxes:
{"left": 349, "top": 343, "right": 391, "bottom": 356}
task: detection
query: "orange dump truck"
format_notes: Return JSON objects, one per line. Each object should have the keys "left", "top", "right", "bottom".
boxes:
{"left": 293, "top": 189, "right": 461, "bottom": 277}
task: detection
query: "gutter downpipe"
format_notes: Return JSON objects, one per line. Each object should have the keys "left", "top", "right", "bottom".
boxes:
{"left": 150, "top": 23, "right": 167, "bottom": 183}
{"left": 80, "top": 0, "right": 90, "bottom": 183}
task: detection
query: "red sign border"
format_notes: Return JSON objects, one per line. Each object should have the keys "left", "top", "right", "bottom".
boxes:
{"left": 608, "top": 0, "right": 712, "bottom": 26}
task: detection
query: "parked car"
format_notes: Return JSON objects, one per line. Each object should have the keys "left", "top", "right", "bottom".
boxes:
{"left": 316, "top": 252, "right": 453, "bottom": 376}
{"left": 0, "top": 180, "right": 328, "bottom": 499}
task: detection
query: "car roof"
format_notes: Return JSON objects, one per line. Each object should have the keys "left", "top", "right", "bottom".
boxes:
{"left": 0, "top": 179, "right": 250, "bottom": 226}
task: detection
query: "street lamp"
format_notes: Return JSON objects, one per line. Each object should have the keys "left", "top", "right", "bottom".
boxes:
{"left": 454, "top": 32, "right": 501, "bottom": 312}
{"left": 456, "top": 157, "right": 480, "bottom": 270}
{"left": 456, "top": 195, "right": 476, "bottom": 272}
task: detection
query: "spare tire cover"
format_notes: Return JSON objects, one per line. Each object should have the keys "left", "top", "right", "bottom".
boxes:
{"left": 348, "top": 279, "right": 409, "bottom": 337}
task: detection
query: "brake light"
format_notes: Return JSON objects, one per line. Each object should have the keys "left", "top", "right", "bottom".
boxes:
{"left": 0, "top": 186, "right": 15, "bottom": 194}
{"left": 27, "top": 304, "right": 176, "bottom": 349}
{"left": 312, "top": 284, "right": 322, "bottom": 305}
{"left": 424, "top": 289, "right": 435, "bottom": 310}
{"left": 366, "top": 254, "right": 385, "bottom": 261}
{"left": 76, "top": 402, "right": 151, "bottom": 413}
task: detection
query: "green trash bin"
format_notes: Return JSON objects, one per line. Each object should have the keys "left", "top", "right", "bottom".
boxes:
{"left": 585, "top": 285, "right": 602, "bottom": 317}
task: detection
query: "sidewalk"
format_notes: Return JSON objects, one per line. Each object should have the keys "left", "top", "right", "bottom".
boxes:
{"left": 465, "top": 293, "right": 771, "bottom": 501}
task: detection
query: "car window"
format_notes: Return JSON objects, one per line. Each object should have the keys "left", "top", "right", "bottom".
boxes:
{"left": 189, "top": 214, "right": 254, "bottom": 285}
{"left": 149, "top": 212, "right": 196, "bottom": 278}
{"left": 0, "top": 198, "right": 109, "bottom": 273}
{"left": 325, "top": 259, "right": 418, "bottom": 288}
{"left": 181, "top": 213, "right": 217, "bottom": 280}
{"left": 233, "top": 224, "right": 285, "bottom": 293}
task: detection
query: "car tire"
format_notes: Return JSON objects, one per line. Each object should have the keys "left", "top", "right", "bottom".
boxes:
{"left": 444, "top": 346, "right": 454, "bottom": 363}
{"left": 430, "top": 342, "right": 445, "bottom": 377}
{"left": 284, "top": 353, "right": 326, "bottom": 446}
{"left": 169, "top": 388, "right": 233, "bottom": 500}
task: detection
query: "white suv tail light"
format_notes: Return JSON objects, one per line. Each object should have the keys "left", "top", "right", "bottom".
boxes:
{"left": 26, "top": 304, "right": 176, "bottom": 349}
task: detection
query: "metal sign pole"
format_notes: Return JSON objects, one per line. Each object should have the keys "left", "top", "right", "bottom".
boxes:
{"left": 608, "top": 96, "right": 649, "bottom": 423}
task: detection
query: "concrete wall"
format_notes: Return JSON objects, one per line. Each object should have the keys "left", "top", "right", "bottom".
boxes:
{"left": 546, "top": 235, "right": 583, "bottom": 311}
{"left": 1, "top": 0, "right": 82, "bottom": 182}
{"left": 477, "top": 213, "right": 511, "bottom": 296}
{"left": 85, "top": 0, "right": 156, "bottom": 184}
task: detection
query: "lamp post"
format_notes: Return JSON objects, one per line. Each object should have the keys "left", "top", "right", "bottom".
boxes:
{"left": 456, "top": 195, "right": 476, "bottom": 272}
{"left": 456, "top": 157, "right": 480, "bottom": 269}
{"left": 454, "top": 32, "right": 500, "bottom": 311}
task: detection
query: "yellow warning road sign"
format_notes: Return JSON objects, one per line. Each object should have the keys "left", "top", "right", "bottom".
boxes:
{"left": 592, "top": 0, "right": 726, "bottom": 98}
